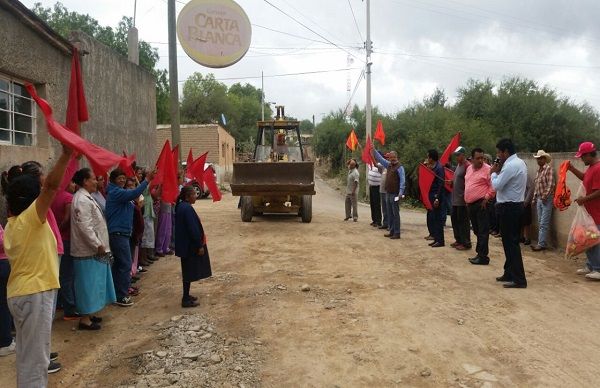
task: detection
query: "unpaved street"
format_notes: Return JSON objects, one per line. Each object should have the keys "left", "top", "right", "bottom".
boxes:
{"left": 1, "top": 176, "right": 599, "bottom": 387}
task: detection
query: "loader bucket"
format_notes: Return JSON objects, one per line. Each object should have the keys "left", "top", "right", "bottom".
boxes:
{"left": 230, "top": 161, "right": 315, "bottom": 196}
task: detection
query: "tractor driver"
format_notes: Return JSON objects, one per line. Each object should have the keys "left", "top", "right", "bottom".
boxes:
{"left": 274, "top": 129, "right": 289, "bottom": 160}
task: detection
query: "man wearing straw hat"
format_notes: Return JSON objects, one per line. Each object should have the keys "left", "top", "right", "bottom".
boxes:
{"left": 531, "top": 150, "right": 555, "bottom": 251}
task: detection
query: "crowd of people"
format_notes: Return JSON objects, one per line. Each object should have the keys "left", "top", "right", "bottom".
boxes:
{"left": 352, "top": 139, "right": 600, "bottom": 288}
{"left": 0, "top": 145, "right": 212, "bottom": 387}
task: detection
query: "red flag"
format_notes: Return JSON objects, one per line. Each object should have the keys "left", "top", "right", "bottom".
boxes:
{"left": 152, "top": 140, "right": 178, "bottom": 204}
{"left": 26, "top": 84, "right": 126, "bottom": 178}
{"left": 361, "top": 134, "right": 374, "bottom": 167}
{"left": 120, "top": 151, "right": 136, "bottom": 177}
{"left": 60, "top": 47, "right": 89, "bottom": 189}
{"left": 203, "top": 167, "right": 222, "bottom": 202}
{"left": 189, "top": 152, "right": 209, "bottom": 188}
{"left": 346, "top": 129, "right": 359, "bottom": 151}
{"left": 374, "top": 120, "right": 385, "bottom": 145}
{"left": 419, "top": 164, "right": 435, "bottom": 210}
{"left": 440, "top": 133, "right": 461, "bottom": 166}
{"left": 185, "top": 148, "right": 194, "bottom": 179}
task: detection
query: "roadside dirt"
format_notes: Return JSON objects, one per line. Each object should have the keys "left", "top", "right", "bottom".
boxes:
{"left": 1, "top": 176, "right": 599, "bottom": 387}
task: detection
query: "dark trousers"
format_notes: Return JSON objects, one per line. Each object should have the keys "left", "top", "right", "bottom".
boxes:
{"left": 488, "top": 198, "right": 499, "bottom": 233}
{"left": 468, "top": 200, "right": 490, "bottom": 259}
{"left": 429, "top": 194, "right": 445, "bottom": 244}
{"left": 380, "top": 192, "right": 388, "bottom": 227}
{"left": 58, "top": 240, "right": 77, "bottom": 315}
{"left": 451, "top": 205, "right": 471, "bottom": 246}
{"left": 497, "top": 202, "right": 527, "bottom": 285}
{"left": 110, "top": 234, "right": 133, "bottom": 299}
{"left": 369, "top": 185, "right": 382, "bottom": 225}
{"left": 386, "top": 193, "right": 401, "bottom": 236}
{"left": 0, "top": 260, "right": 12, "bottom": 347}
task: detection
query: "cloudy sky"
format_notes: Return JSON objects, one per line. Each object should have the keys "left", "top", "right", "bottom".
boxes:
{"left": 21, "top": 0, "right": 600, "bottom": 122}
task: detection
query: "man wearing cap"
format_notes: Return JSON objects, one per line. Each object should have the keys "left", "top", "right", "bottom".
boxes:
{"left": 450, "top": 146, "right": 472, "bottom": 251}
{"left": 568, "top": 142, "right": 600, "bottom": 280}
{"left": 372, "top": 150, "right": 405, "bottom": 239}
{"left": 531, "top": 150, "right": 555, "bottom": 251}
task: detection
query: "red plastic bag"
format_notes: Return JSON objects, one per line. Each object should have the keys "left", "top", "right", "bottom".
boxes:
{"left": 565, "top": 186, "right": 600, "bottom": 259}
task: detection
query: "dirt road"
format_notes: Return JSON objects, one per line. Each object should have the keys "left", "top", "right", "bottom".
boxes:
{"left": 1, "top": 176, "right": 599, "bottom": 387}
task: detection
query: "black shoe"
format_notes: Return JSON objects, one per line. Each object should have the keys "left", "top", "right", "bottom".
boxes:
{"left": 182, "top": 299, "right": 199, "bottom": 308}
{"left": 90, "top": 316, "right": 103, "bottom": 323}
{"left": 428, "top": 241, "right": 436, "bottom": 246}
{"left": 78, "top": 321, "right": 101, "bottom": 330}
{"left": 384, "top": 233, "right": 393, "bottom": 237}
{"left": 523, "top": 239, "right": 531, "bottom": 245}
{"left": 531, "top": 245, "right": 546, "bottom": 251}
{"left": 48, "top": 361, "right": 61, "bottom": 374}
{"left": 378, "top": 225, "right": 388, "bottom": 229}
{"left": 389, "top": 235, "right": 400, "bottom": 240}
{"left": 430, "top": 242, "right": 445, "bottom": 248}
{"left": 496, "top": 275, "right": 512, "bottom": 282}
{"left": 50, "top": 352, "right": 58, "bottom": 362}
{"left": 343, "top": 217, "right": 351, "bottom": 221}
{"left": 503, "top": 282, "right": 527, "bottom": 289}
{"left": 185, "top": 295, "right": 198, "bottom": 302}
{"left": 469, "top": 257, "right": 490, "bottom": 265}
{"left": 370, "top": 222, "right": 377, "bottom": 227}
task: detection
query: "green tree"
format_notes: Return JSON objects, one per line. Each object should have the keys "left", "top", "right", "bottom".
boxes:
{"left": 32, "top": 2, "right": 167, "bottom": 121}
{"left": 299, "top": 119, "right": 314, "bottom": 133}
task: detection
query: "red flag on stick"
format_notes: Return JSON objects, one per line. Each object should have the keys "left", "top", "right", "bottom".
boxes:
{"left": 60, "top": 47, "right": 89, "bottom": 189}
{"left": 361, "top": 134, "right": 375, "bottom": 167}
{"left": 440, "top": 132, "right": 461, "bottom": 166}
{"left": 345, "top": 129, "right": 359, "bottom": 151}
{"left": 444, "top": 167, "right": 454, "bottom": 192}
{"left": 418, "top": 164, "right": 435, "bottom": 210}
{"left": 185, "top": 148, "right": 194, "bottom": 179}
{"left": 189, "top": 152, "right": 208, "bottom": 187}
{"left": 26, "top": 84, "right": 126, "bottom": 179}
{"left": 152, "top": 140, "right": 179, "bottom": 204}
{"left": 203, "top": 167, "right": 222, "bottom": 202}
{"left": 374, "top": 119, "right": 385, "bottom": 145}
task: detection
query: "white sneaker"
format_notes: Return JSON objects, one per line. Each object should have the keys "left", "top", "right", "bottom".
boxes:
{"left": 577, "top": 268, "right": 591, "bottom": 275}
{"left": 0, "top": 339, "right": 16, "bottom": 356}
{"left": 585, "top": 271, "right": 600, "bottom": 280}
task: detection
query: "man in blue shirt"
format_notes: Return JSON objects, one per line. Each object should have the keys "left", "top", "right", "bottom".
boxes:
{"left": 427, "top": 149, "right": 446, "bottom": 247}
{"left": 373, "top": 150, "right": 405, "bottom": 239}
{"left": 491, "top": 138, "right": 528, "bottom": 288}
{"left": 106, "top": 168, "right": 155, "bottom": 306}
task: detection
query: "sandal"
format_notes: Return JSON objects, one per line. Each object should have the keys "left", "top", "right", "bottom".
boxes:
{"left": 90, "top": 316, "right": 103, "bottom": 323}
{"left": 78, "top": 321, "right": 101, "bottom": 330}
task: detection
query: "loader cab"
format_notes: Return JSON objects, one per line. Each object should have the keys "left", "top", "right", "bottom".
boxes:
{"left": 254, "top": 106, "right": 304, "bottom": 163}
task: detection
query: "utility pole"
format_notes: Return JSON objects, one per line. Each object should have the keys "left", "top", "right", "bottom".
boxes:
{"left": 365, "top": 0, "right": 372, "bottom": 195}
{"left": 168, "top": 0, "right": 181, "bottom": 164}
{"left": 261, "top": 71, "right": 265, "bottom": 121}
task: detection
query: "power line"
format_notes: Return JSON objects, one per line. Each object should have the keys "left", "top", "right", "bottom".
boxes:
{"left": 177, "top": 67, "right": 361, "bottom": 82}
{"left": 343, "top": 69, "right": 365, "bottom": 116}
{"left": 347, "top": 0, "right": 364, "bottom": 43}
{"left": 263, "top": 0, "right": 365, "bottom": 63}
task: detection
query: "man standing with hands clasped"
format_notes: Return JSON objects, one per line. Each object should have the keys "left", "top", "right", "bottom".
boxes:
{"left": 344, "top": 159, "right": 359, "bottom": 222}
{"left": 491, "top": 139, "right": 528, "bottom": 288}
{"left": 531, "top": 150, "right": 555, "bottom": 251}
{"left": 568, "top": 142, "right": 600, "bottom": 280}
{"left": 372, "top": 149, "right": 405, "bottom": 239}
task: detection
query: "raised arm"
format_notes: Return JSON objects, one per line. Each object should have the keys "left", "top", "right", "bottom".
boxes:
{"left": 372, "top": 151, "right": 389, "bottom": 168}
{"left": 36, "top": 146, "right": 72, "bottom": 223}
{"left": 568, "top": 162, "right": 585, "bottom": 181}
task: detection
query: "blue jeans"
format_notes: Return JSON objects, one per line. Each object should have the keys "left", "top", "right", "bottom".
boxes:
{"left": 110, "top": 234, "right": 132, "bottom": 299}
{"left": 58, "top": 240, "right": 77, "bottom": 315}
{"left": 380, "top": 192, "right": 388, "bottom": 227}
{"left": 536, "top": 198, "right": 553, "bottom": 248}
{"left": 386, "top": 193, "right": 401, "bottom": 236}
{"left": 0, "top": 260, "right": 12, "bottom": 347}
{"left": 586, "top": 225, "right": 600, "bottom": 271}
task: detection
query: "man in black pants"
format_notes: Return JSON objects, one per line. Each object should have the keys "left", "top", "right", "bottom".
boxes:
{"left": 491, "top": 139, "right": 528, "bottom": 288}
{"left": 427, "top": 149, "right": 446, "bottom": 247}
{"left": 367, "top": 164, "right": 382, "bottom": 227}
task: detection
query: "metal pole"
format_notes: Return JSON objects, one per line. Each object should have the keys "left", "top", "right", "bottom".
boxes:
{"left": 261, "top": 71, "right": 265, "bottom": 121}
{"left": 168, "top": 0, "right": 181, "bottom": 164}
{"left": 133, "top": 0, "right": 137, "bottom": 27}
{"left": 365, "top": 0, "right": 372, "bottom": 196}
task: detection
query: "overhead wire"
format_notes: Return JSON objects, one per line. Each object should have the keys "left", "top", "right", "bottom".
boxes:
{"left": 343, "top": 69, "right": 366, "bottom": 115}
{"left": 347, "top": 0, "right": 364, "bottom": 43}
{"left": 177, "top": 67, "right": 361, "bottom": 82}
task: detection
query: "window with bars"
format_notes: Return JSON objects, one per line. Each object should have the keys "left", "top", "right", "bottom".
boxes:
{"left": 0, "top": 76, "right": 36, "bottom": 146}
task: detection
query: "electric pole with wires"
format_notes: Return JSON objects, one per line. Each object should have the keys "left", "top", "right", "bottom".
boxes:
{"left": 365, "top": 0, "right": 372, "bottom": 196}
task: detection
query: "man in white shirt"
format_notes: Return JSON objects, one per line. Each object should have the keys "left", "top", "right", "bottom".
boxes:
{"left": 367, "top": 164, "right": 382, "bottom": 227}
{"left": 491, "top": 138, "right": 528, "bottom": 288}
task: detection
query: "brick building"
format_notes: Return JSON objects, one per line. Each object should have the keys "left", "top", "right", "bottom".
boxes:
{"left": 156, "top": 124, "right": 235, "bottom": 182}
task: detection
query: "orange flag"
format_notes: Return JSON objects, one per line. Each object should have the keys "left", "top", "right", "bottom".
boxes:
{"left": 374, "top": 119, "right": 385, "bottom": 145}
{"left": 361, "top": 134, "right": 374, "bottom": 167}
{"left": 346, "top": 129, "right": 359, "bottom": 151}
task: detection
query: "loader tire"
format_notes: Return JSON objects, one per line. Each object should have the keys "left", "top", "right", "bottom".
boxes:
{"left": 300, "top": 195, "right": 312, "bottom": 223}
{"left": 241, "top": 196, "right": 254, "bottom": 222}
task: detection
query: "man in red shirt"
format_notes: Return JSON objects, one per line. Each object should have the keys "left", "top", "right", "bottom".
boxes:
{"left": 568, "top": 142, "right": 600, "bottom": 280}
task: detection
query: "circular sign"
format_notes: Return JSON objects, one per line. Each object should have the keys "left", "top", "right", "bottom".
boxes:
{"left": 177, "top": 0, "right": 252, "bottom": 68}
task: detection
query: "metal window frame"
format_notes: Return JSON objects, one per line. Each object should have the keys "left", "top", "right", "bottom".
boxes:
{"left": 0, "top": 74, "right": 36, "bottom": 146}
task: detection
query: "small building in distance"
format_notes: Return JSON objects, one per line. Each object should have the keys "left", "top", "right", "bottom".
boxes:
{"left": 156, "top": 124, "right": 235, "bottom": 183}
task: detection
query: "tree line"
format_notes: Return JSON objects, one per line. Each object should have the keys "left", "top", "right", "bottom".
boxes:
{"left": 313, "top": 78, "right": 600, "bottom": 199}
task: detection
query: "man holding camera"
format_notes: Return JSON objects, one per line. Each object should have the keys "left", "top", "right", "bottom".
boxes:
{"left": 491, "top": 139, "right": 528, "bottom": 288}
